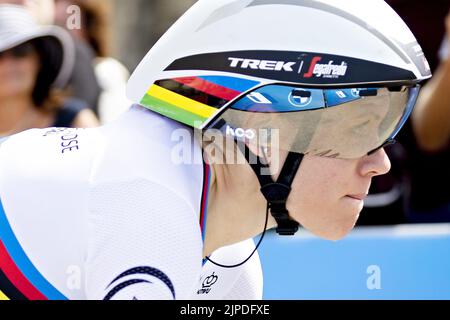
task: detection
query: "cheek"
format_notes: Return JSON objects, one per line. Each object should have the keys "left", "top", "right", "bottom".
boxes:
{"left": 11, "top": 57, "right": 39, "bottom": 90}
{"left": 289, "top": 157, "right": 342, "bottom": 208}
{"left": 286, "top": 157, "right": 360, "bottom": 240}
{"left": 22, "top": 57, "right": 40, "bottom": 80}
{"left": 287, "top": 165, "right": 338, "bottom": 231}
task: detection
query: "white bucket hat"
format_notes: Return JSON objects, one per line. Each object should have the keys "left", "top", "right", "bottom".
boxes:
{"left": 0, "top": 4, "right": 75, "bottom": 88}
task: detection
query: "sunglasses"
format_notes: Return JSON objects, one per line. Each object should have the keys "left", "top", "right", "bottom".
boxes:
{"left": 0, "top": 42, "right": 36, "bottom": 60}
{"left": 205, "top": 84, "right": 420, "bottom": 159}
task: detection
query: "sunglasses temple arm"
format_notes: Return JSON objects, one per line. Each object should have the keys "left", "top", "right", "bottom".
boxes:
{"left": 367, "top": 138, "right": 397, "bottom": 156}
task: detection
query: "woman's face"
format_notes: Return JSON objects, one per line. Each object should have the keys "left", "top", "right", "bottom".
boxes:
{"left": 0, "top": 42, "right": 40, "bottom": 100}
{"left": 285, "top": 148, "right": 391, "bottom": 240}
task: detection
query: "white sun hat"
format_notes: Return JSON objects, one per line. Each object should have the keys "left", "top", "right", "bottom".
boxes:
{"left": 0, "top": 4, "right": 75, "bottom": 88}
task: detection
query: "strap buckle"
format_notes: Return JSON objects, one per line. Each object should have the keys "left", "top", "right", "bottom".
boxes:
{"left": 276, "top": 221, "right": 299, "bottom": 236}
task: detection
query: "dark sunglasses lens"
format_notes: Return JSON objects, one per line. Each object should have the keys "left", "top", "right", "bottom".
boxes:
{"left": 0, "top": 43, "right": 35, "bottom": 59}
{"left": 11, "top": 43, "right": 35, "bottom": 58}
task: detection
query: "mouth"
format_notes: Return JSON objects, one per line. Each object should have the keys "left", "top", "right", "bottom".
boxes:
{"left": 346, "top": 194, "right": 368, "bottom": 201}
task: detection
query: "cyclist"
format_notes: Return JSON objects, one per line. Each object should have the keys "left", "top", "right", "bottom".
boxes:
{"left": 0, "top": 0, "right": 431, "bottom": 300}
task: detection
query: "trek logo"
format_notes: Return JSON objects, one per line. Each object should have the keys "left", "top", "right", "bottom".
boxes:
{"left": 304, "top": 56, "right": 348, "bottom": 79}
{"left": 226, "top": 125, "right": 256, "bottom": 140}
{"left": 197, "top": 272, "right": 219, "bottom": 295}
{"left": 229, "top": 57, "right": 296, "bottom": 72}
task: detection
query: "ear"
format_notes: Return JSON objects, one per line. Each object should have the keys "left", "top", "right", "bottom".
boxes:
{"left": 236, "top": 130, "right": 284, "bottom": 178}
{"left": 201, "top": 129, "right": 239, "bottom": 166}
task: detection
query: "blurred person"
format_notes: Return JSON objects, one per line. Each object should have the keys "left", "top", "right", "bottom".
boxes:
{"left": 0, "top": 0, "right": 430, "bottom": 300}
{"left": 54, "top": 0, "right": 131, "bottom": 124}
{"left": 412, "top": 12, "right": 450, "bottom": 152}
{"left": 358, "top": 0, "right": 450, "bottom": 225}
{"left": 406, "top": 11, "right": 450, "bottom": 221}
{"left": 0, "top": 0, "right": 102, "bottom": 118}
{"left": 0, "top": 4, "right": 99, "bottom": 137}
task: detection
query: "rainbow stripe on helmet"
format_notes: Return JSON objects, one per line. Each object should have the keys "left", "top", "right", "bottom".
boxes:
{"left": 140, "top": 75, "right": 260, "bottom": 128}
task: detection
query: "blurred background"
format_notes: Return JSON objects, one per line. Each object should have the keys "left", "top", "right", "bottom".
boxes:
{"left": 1, "top": 0, "right": 449, "bottom": 300}
{"left": 111, "top": 0, "right": 196, "bottom": 71}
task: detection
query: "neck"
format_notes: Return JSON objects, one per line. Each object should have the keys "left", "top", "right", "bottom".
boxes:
{"left": 203, "top": 155, "right": 277, "bottom": 258}
{"left": 0, "top": 95, "right": 40, "bottom": 136}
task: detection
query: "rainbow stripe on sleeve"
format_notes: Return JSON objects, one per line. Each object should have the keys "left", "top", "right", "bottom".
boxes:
{"left": 0, "top": 199, "right": 67, "bottom": 300}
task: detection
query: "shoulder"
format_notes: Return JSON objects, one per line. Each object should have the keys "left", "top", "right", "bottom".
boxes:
{"left": 82, "top": 107, "right": 206, "bottom": 300}
{"left": 0, "top": 106, "right": 204, "bottom": 202}
{"left": 0, "top": 128, "right": 103, "bottom": 300}
{"left": 86, "top": 173, "right": 204, "bottom": 300}
{"left": 91, "top": 105, "right": 205, "bottom": 202}
{"left": 0, "top": 127, "right": 102, "bottom": 213}
{"left": 0, "top": 111, "right": 207, "bottom": 299}
{"left": 0, "top": 127, "right": 101, "bottom": 183}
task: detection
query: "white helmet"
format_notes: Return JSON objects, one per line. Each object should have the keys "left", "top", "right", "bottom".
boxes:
{"left": 127, "top": 0, "right": 431, "bottom": 236}
{"left": 127, "top": 0, "right": 430, "bottom": 158}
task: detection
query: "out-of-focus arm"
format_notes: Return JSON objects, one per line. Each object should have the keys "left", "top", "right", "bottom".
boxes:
{"left": 412, "top": 14, "right": 450, "bottom": 152}
{"left": 412, "top": 58, "right": 450, "bottom": 152}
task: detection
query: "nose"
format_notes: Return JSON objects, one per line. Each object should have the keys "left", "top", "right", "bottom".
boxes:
{"left": 358, "top": 148, "right": 391, "bottom": 178}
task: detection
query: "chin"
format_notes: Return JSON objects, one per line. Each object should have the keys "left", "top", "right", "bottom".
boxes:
{"left": 312, "top": 215, "right": 359, "bottom": 241}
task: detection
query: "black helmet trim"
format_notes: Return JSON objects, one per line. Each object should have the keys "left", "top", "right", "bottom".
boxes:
{"left": 165, "top": 51, "right": 417, "bottom": 85}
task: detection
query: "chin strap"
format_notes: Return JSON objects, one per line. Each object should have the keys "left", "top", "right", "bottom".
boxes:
{"left": 203, "top": 136, "right": 304, "bottom": 268}
{"left": 237, "top": 142, "right": 304, "bottom": 236}
{"left": 205, "top": 143, "right": 304, "bottom": 269}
